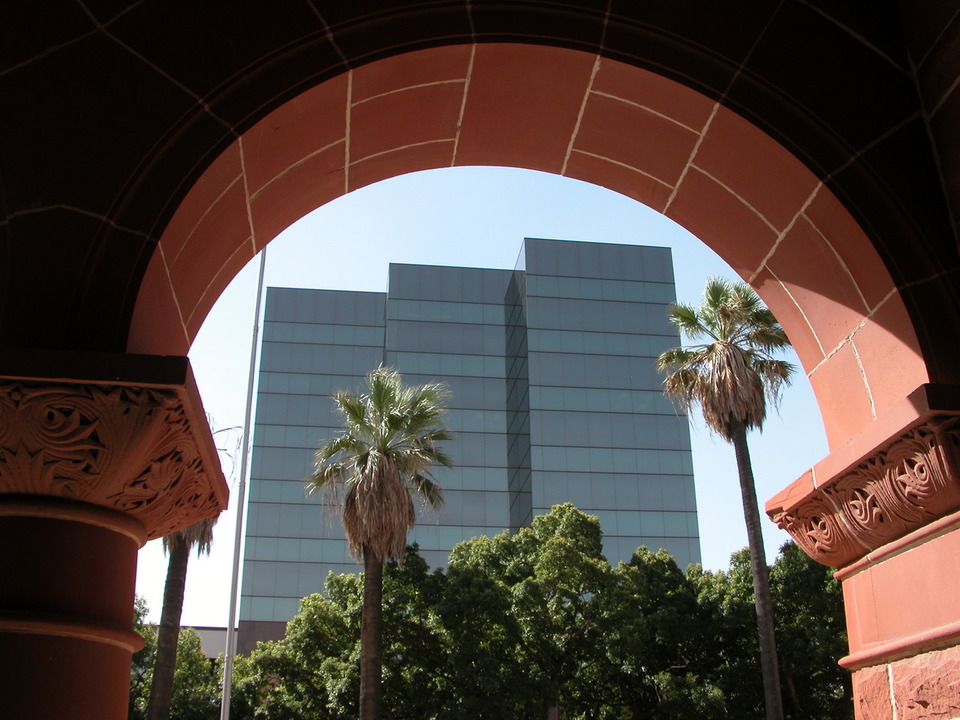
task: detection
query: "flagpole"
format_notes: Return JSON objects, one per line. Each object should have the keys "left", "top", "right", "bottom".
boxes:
{"left": 220, "top": 246, "right": 267, "bottom": 720}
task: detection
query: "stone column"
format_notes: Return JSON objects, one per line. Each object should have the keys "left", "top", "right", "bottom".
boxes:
{"left": 768, "top": 385, "right": 960, "bottom": 720}
{"left": 0, "top": 351, "right": 227, "bottom": 720}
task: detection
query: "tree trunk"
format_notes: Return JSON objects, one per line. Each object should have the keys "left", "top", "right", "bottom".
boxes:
{"left": 730, "top": 421, "right": 785, "bottom": 720}
{"left": 783, "top": 666, "right": 802, "bottom": 717}
{"left": 360, "top": 550, "right": 384, "bottom": 720}
{"left": 147, "top": 539, "right": 190, "bottom": 720}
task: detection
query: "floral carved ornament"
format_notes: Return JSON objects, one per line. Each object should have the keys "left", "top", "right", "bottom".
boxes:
{"left": 769, "top": 415, "right": 960, "bottom": 568}
{"left": 0, "top": 380, "right": 226, "bottom": 539}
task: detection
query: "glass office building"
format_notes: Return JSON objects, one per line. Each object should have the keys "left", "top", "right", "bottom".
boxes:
{"left": 238, "top": 238, "right": 699, "bottom": 649}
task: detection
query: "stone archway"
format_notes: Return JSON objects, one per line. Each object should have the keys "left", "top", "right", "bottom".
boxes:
{"left": 129, "top": 44, "right": 926, "bottom": 453}
{"left": 2, "top": 3, "right": 959, "bottom": 717}
{"left": 127, "top": 43, "right": 956, "bottom": 714}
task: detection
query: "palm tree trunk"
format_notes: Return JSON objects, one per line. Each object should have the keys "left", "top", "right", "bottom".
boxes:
{"left": 147, "top": 539, "right": 190, "bottom": 720}
{"left": 730, "top": 421, "right": 784, "bottom": 720}
{"left": 360, "top": 549, "right": 384, "bottom": 720}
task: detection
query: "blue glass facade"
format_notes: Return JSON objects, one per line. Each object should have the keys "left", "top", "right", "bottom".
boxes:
{"left": 238, "top": 238, "right": 699, "bottom": 649}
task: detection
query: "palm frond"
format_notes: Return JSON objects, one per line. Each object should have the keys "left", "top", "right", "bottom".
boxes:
{"left": 666, "top": 303, "right": 713, "bottom": 342}
{"left": 656, "top": 278, "right": 795, "bottom": 440}
{"left": 702, "top": 277, "right": 734, "bottom": 320}
{"left": 408, "top": 473, "right": 445, "bottom": 510}
{"left": 656, "top": 345, "right": 703, "bottom": 373}
{"left": 162, "top": 516, "right": 216, "bottom": 556}
{"left": 308, "top": 366, "right": 453, "bottom": 564}
{"left": 334, "top": 391, "right": 368, "bottom": 431}
{"left": 754, "top": 358, "right": 796, "bottom": 404}
{"left": 745, "top": 322, "right": 790, "bottom": 352}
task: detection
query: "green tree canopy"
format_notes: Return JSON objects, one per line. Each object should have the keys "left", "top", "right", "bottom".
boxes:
{"left": 222, "top": 507, "right": 852, "bottom": 720}
{"left": 130, "top": 598, "right": 221, "bottom": 720}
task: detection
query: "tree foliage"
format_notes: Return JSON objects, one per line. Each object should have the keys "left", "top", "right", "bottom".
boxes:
{"left": 130, "top": 598, "right": 221, "bottom": 720}
{"left": 224, "top": 504, "right": 851, "bottom": 720}
{"left": 307, "top": 366, "right": 452, "bottom": 720}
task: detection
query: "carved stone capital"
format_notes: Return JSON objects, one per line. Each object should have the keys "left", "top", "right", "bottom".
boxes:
{"left": 0, "top": 352, "right": 227, "bottom": 540}
{"left": 769, "top": 414, "right": 960, "bottom": 567}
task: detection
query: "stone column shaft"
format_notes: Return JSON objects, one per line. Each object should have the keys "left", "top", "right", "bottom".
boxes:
{"left": 0, "top": 352, "right": 227, "bottom": 720}
{"left": 768, "top": 385, "right": 960, "bottom": 719}
{"left": 0, "top": 498, "right": 146, "bottom": 720}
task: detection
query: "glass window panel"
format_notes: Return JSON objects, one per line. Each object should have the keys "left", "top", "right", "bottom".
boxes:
{"left": 275, "top": 563, "right": 299, "bottom": 593}
{"left": 459, "top": 304, "right": 482, "bottom": 323}
{"left": 486, "top": 434, "right": 507, "bottom": 467}
{"left": 660, "top": 478, "right": 687, "bottom": 511}
{"left": 274, "top": 598, "right": 301, "bottom": 622}
{"left": 616, "top": 511, "right": 642, "bottom": 535}
{"left": 591, "top": 478, "right": 616, "bottom": 507}
{"left": 264, "top": 480, "right": 290, "bottom": 503}
{"left": 554, "top": 331, "right": 576, "bottom": 353}
{"left": 604, "top": 333, "right": 629, "bottom": 355}
{"left": 486, "top": 492, "right": 508, "bottom": 526}
{"left": 462, "top": 355, "right": 483, "bottom": 376}
{"left": 601, "top": 280, "right": 625, "bottom": 301}
{"left": 252, "top": 504, "right": 281, "bottom": 535}
{"left": 458, "top": 436, "right": 485, "bottom": 466}
{"left": 458, "top": 491, "right": 486, "bottom": 525}
{"left": 636, "top": 476, "right": 664, "bottom": 507}
{"left": 531, "top": 240, "right": 558, "bottom": 275}
{"left": 659, "top": 451, "right": 683, "bottom": 475}
{"left": 592, "top": 510, "right": 617, "bottom": 535}
{"left": 568, "top": 478, "right": 595, "bottom": 506}
{"left": 248, "top": 597, "right": 275, "bottom": 621}
{"left": 663, "top": 512, "right": 690, "bottom": 537}
{"left": 580, "top": 278, "right": 602, "bottom": 299}
{"left": 251, "top": 537, "right": 272, "bottom": 560}
{"left": 437, "top": 526, "right": 463, "bottom": 548}
{"left": 535, "top": 447, "right": 556, "bottom": 471}
{"left": 554, "top": 277, "right": 576, "bottom": 298}
{"left": 614, "top": 477, "right": 641, "bottom": 507}
{"left": 459, "top": 468, "right": 481, "bottom": 490}
{"left": 608, "top": 415, "right": 633, "bottom": 446}
{"left": 554, "top": 247, "right": 578, "bottom": 276}
{"left": 612, "top": 449, "right": 636, "bottom": 473}
{"left": 265, "top": 289, "right": 292, "bottom": 320}
{"left": 640, "top": 511, "right": 666, "bottom": 536}
{"left": 320, "top": 539, "right": 349, "bottom": 563}
{"left": 567, "top": 447, "right": 590, "bottom": 472}
{"left": 250, "top": 562, "right": 278, "bottom": 595}
{"left": 561, "top": 355, "right": 587, "bottom": 385}
{"left": 276, "top": 538, "right": 299, "bottom": 561}
{"left": 413, "top": 524, "right": 440, "bottom": 551}
{"left": 299, "top": 539, "right": 323, "bottom": 561}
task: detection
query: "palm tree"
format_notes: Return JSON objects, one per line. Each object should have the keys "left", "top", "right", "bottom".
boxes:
{"left": 656, "top": 277, "right": 794, "bottom": 720}
{"left": 147, "top": 517, "right": 216, "bottom": 720}
{"left": 308, "top": 366, "right": 453, "bottom": 720}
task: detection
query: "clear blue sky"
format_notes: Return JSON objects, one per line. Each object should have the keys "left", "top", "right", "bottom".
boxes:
{"left": 135, "top": 166, "right": 827, "bottom": 627}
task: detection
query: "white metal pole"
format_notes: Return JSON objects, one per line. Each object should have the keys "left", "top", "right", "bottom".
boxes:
{"left": 220, "top": 247, "right": 268, "bottom": 720}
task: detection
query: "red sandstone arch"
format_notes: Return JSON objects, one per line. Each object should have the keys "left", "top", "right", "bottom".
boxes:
{"left": 5, "top": 4, "right": 960, "bottom": 715}
{"left": 128, "top": 43, "right": 924, "bottom": 455}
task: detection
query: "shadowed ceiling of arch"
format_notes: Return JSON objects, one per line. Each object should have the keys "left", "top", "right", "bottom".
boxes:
{"left": 1, "top": 1, "right": 953, "bottom": 360}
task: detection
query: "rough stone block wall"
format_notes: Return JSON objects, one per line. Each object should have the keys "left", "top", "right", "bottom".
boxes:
{"left": 854, "top": 644, "right": 960, "bottom": 720}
